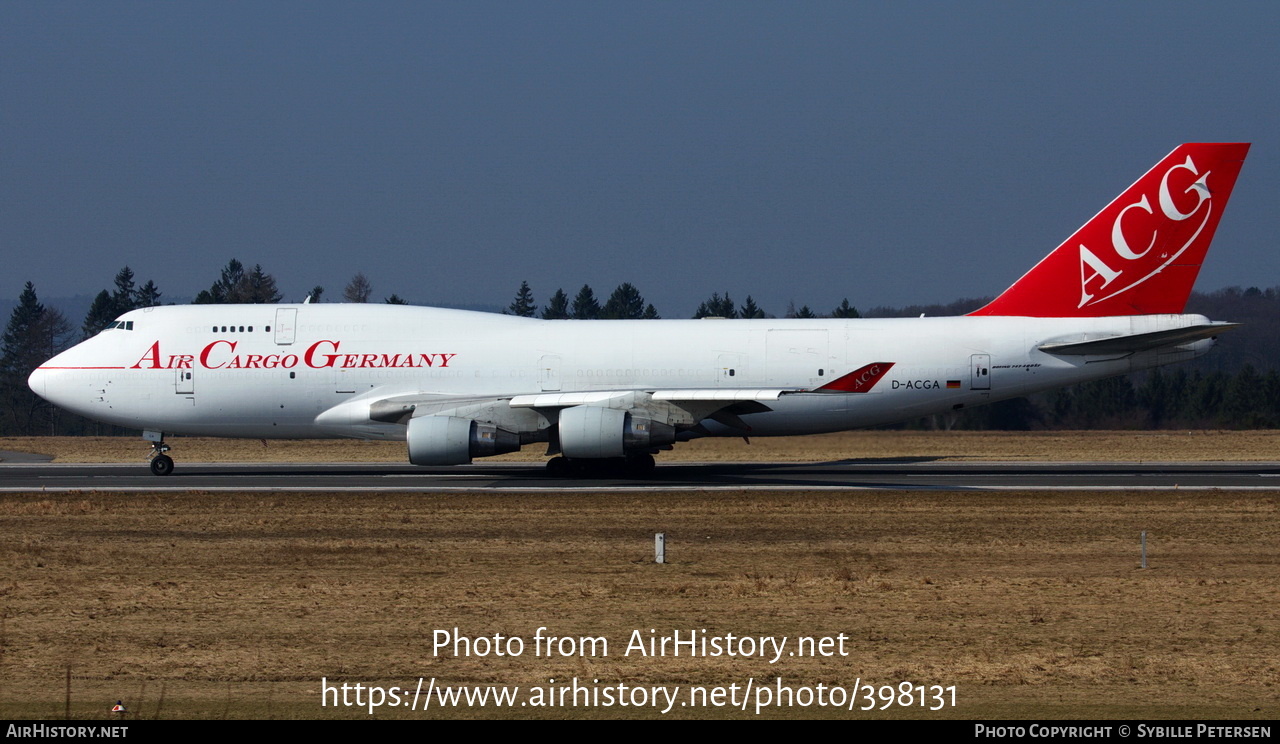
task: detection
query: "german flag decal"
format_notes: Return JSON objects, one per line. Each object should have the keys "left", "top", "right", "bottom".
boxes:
{"left": 947, "top": 380, "right": 962, "bottom": 389}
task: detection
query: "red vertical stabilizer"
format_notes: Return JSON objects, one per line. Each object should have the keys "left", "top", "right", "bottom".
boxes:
{"left": 970, "top": 143, "right": 1249, "bottom": 317}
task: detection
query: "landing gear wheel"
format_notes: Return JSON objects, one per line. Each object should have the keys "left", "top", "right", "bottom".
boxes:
{"left": 150, "top": 454, "right": 174, "bottom": 476}
{"left": 545, "top": 456, "right": 569, "bottom": 476}
{"left": 146, "top": 435, "right": 173, "bottom": 476}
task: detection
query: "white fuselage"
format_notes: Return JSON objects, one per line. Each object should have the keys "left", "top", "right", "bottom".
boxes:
{"left": 30, "top": 303, "right": 1215, "bottom": 447}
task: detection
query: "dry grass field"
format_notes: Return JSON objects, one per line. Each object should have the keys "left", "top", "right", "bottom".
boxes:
{"left": 5, "top": 429, "right": 1280, "bottom": 464}
{"left": 0, "top": 487, "right": 1277, "bottom": 719}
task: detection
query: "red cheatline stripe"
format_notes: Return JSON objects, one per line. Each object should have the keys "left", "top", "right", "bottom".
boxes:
{"left": 37, "top": 366, "right": 128, "bottom": 370}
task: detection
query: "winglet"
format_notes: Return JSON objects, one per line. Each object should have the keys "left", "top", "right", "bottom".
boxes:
{"left": 970, "top": 143, "right": 1250, "bottom": 317}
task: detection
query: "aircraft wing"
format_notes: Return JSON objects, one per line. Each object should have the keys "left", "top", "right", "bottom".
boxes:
{"left": 316, "top": 358, "right": 897, "bottom": 438}
{"left": 315, "top": 387, "right": 797, "bottom": 432}
{"left": 510, "top": 389, "right": 790, "bottom": 407}
{"left": 320, "top": 361, "right": 898, "bottom": 431}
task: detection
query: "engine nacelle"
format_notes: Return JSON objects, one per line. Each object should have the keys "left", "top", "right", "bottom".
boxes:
{"left": 407, "top": 415, "right": 520, "bottom": 465}
{"left": 558, "top": 406, "right": 675, "bottom": 459}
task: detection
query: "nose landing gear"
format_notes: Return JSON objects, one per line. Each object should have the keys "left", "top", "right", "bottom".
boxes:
{"left": 144, "top": 431, "right": 174, "bottom": 476}
{"left": 150, "top": 449, "right": 174, "bottom": 476}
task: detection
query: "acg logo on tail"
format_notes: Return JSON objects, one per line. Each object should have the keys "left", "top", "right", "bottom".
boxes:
{"left": 1078, "top": 155, "right": 1212, "bottom": 308}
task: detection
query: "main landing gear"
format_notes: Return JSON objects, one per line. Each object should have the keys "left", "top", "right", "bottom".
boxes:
{"left": 144, "top": 431, "right": 174, "bottom": 476}
{"left": 545, "top": 452, "right": 656, "bottom": 478}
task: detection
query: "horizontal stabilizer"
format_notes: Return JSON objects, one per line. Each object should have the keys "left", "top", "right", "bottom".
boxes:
{"left": 1038, "top": 323, "right": 1238, "bottom": 356}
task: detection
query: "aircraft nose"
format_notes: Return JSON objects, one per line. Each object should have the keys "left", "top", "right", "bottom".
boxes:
{"left": 27, "top": 366, "right": 47, "bottom": 398}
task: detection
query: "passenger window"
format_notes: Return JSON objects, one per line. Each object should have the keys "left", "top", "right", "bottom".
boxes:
{"left": 211, "top": 326, "right": 217, "bottom": 333}
{"left": 239, "top": 326, "right": 245, "bottom": 332}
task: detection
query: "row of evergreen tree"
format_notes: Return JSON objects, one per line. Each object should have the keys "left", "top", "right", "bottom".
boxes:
{"left": 502, "top": 280, "right": 862, "bottom": 320}
{"left": 71, "top": 260, "right": 872, "bottom": 334}
{"left": 507, "top": 281, "right": 662, "bottom": 319}
{"left": 80, "top": 261, "right": 283, "bottom": 339}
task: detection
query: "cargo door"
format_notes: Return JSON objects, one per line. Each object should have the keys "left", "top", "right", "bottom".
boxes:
{"left": 274, "top": 308, "right": 297, "bottom": 345}
{"left": 539, "top": 355, "right": 561, "bottom": 391}
{"left": 970, "top": 354, "right": 991, "bottom": 391}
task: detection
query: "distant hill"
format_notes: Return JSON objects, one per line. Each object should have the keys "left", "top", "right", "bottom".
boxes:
{"left": 1183, "top": 287, "right": 1280, "bottom": 373}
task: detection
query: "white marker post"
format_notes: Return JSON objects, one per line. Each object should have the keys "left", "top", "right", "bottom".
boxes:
{"left": 655, "top": 533, "right": 666, "bottom": 564}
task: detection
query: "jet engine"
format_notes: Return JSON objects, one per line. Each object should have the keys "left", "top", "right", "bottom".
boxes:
{"left": 407, "top": 415, "right": 520, "bottom": 465}
{"left": 557, "top": 405, "right": 675, "bottom": 459}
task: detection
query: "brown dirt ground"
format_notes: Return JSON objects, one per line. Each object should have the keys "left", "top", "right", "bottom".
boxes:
{"left": 4, "top": 429, "right": 1280, "bottom": 465}
{"left": 0, "top": 489, "right": 1277, "bottom": 719}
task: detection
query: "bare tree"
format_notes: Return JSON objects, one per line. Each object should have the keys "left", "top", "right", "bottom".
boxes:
{"left": 344, "top": 273, "right": 373, "bottom": 303}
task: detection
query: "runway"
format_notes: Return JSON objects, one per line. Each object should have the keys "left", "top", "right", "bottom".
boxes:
{"left": 4, "top": 459, "right": 1280, "bottom": 491}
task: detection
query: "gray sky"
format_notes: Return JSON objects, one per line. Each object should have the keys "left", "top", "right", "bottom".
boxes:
{"left": 3, "top": 1, "right": 1277, "bottom": 318}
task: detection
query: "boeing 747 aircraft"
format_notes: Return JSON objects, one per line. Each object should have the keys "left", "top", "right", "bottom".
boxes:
{"left": 28, "top": 143, "right": 1249, "bottom": 475}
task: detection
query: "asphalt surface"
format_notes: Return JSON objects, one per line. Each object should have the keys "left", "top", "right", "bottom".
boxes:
{"left": 0, "top": 450, "right": 53, "bottom": 463}
{"left": 3, "top": 459, "right": 1280, "bottom": 491}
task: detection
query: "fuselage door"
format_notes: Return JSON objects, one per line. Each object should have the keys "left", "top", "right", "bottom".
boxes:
{"left": 539, "top": 355, "right": 561, "bottom": 391}
{"left": 970, "top": 353, "right": 991, "bottom": 390}
{"left": 765, "top": 330, "right": 828, "bottom": 386}
{"left": 176, "top": 367, "right": 194, "bottom": 395}
{"left": 717, "top": 353, "right": 745, "bottom": 386}
{"left": 274, "top": 308, "right": 297, "bottom": 345}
